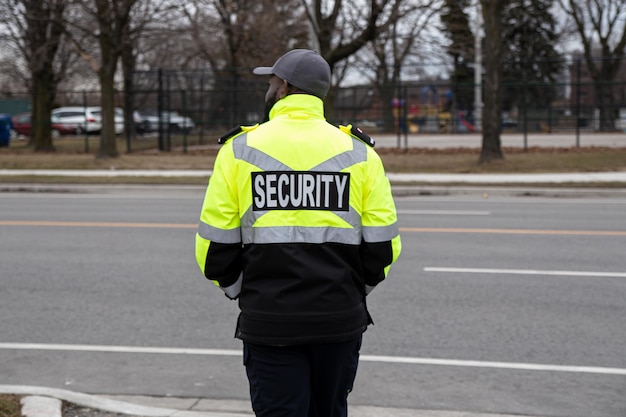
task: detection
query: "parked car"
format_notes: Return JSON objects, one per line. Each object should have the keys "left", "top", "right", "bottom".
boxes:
{"left": 11, "top": 112, "right": 78, "bottom": 138}
{"left": 51, "top": 106, "right": 124, "bottom": 135}
{"left": 115, "top": 107, "right": 150, "bottom": 134}
{"left": 501, "top": 117, "right": 518, "bottom": 128}
{"left": 135, "top": 109, "right": 195, "bottom": 133}
{"left": 52, "top": 107, "right": 99, "bottom": 134}
{"left": 91, "top": 107, "right": 124, "bottom": 135}
{"left": 164, "top": 111, "right": 195, "bottom": 133}
{"left": 132, "top": 110, "right": 150, "bottom": 134}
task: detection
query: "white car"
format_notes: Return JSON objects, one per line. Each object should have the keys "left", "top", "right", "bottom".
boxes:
{"left": 51, "top": 106, "right": 124, "bottom": 135}
{"left": 136, "top": 109, "right": 195, "bottom": 133}
{"left": 164, "top": 111, "right": 195, "bottom": 133}
{"left": 90, "top": 107, "right": 125, "bottom": 135}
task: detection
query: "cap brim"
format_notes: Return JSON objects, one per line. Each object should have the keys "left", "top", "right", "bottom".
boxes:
{"left": 253, "top": 67, "right": 273, "bottom": 75}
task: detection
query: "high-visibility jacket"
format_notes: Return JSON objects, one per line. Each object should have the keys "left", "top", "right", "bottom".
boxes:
{"left": 196, "top": 94, "right": 401, "bottom": 345}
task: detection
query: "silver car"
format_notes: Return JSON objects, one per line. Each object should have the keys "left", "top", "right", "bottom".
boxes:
{"left": 52, "top": 106, "right": 124, "bottom": 135}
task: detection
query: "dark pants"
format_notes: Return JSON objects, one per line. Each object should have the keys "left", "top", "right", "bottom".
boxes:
{"left": 243, "top": 336, "right": 362, "bottom": 417}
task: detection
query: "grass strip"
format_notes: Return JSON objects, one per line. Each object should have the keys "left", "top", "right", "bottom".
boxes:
{"left": 0, "top": 394, "right": 22, "bottom": 417}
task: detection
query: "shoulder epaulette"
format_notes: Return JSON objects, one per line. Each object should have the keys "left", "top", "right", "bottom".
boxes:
{"left": 217, "top": 124, "right": 259, "bottom": 144}
{"left": 338, "top": 124, "right": 375, "bottom": 147}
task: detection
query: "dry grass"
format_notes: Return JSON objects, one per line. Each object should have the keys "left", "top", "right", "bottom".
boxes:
{"left": 1, "top": 136, "right": 625, "bottom": 185}
{"left": 0, "top": 394, "right": 21, "bottom": 417}
{"left": 376, "top": 146, "right": 626, "bottom": 173}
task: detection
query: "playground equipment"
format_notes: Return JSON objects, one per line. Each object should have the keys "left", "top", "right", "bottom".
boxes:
{"left": 401, "top": 85, "right": 475, "bottom": 133}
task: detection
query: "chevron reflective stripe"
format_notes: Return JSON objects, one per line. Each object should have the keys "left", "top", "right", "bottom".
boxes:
{"left": 363, "top": 222, "right": 400, "bottom": 242}
{"left": 232, "top": 133, "right": 368, "bottom": 172}
{"left": 311, "top": 144, "right": 367, "bottom": 171}
{"left": 232, "top": 133, "right": 291, "bottom": 171}
{"left": 231, "top": 132, "right": 371, "bottom": 245}
{"left": 198, "top": 221, "right": 241, "bottom": 244}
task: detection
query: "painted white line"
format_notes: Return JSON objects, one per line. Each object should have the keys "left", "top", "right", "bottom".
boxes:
{"left": 1, "top": 343, "right": 624, "bottom": 376}
{"left": 0, "top": 343, "right": 240, "bottom": 356}
{"left": 359, "top": 356, "right": 626, "bottom": 375}
{"left": 397, "top": 210, "right": 491, "bottom": 216}
{"left": 0, "top": 169, "right": 212, "bottom": 177}
{"left": 424, "top": 267, "right": 626, "bottom": 278}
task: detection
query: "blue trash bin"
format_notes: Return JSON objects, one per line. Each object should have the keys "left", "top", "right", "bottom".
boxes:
{"left": 0, "top": 114, "right": 12, "bottom": 147}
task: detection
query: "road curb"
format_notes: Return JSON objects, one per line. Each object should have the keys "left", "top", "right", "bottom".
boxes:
{"left": 1, "top": 386, "right": 536, "bottom": 417}
{"left": 21, "top": 395, "right": 62, "bottom": 417}
{"left": 0, "top": 385, "right": 249, "bottom": 417}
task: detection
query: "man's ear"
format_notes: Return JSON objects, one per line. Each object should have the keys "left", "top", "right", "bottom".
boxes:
{"left": 278, "top": 80, "right": 290, "bottom": 98}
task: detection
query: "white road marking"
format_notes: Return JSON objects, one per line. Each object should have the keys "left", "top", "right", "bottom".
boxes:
{"left": 359, "top": 356, "right": 626, "bottom": 375}
{"left": 1, "top": 343, "right": 624, "bottom": 376}
{"left": 397, "top": 210, "right": 491, "bottom": 216}
{"left": 0, "top": 343, "right": 239, "bottom": 356}
{"left": 424, "top": 267, "right": 626, "bottom": 278}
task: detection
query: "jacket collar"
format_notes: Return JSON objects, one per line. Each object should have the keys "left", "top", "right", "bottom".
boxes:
{"left": 269, "top": 94, "right": 325, "bottom": 121}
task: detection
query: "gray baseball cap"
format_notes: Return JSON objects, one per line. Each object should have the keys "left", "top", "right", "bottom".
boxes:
{"left": 253, "top": 49, "right": 331, "bottom": 99}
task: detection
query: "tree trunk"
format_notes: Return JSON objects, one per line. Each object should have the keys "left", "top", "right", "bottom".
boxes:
{"left": 24, "top": 0, "right": 66, "bottom": 152}
{"left": 480, "top": 0, "right": 504, "bottom": 163}
{"left": 96, "top": 2, "right": 119, "bottom": 159}
{"left": 31, "top": 68, "right": 56, "bottom": 152}
{"left": 376, "top": 81, "right": 396, "bottom": 133}
{"left": 97, "top": 66, "right": 119, "bottom": 158}
{"left": 325, "top": 87, "right": 337, "bottom": 123}
{"left": 596, "top": 80, "right": 617, "bottom": 131}
{"left": 121, "top": 24, "right": 136, "bottom": 149}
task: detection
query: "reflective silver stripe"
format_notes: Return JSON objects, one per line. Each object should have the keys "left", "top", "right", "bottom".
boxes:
{"left": 221, "top": 273, "right": 243, "bottom": 299}
{"left": 362, "top": 222, "right": 400, "bottom": 242}
{"left": 233, "top": 133, "right": 368, "bottom": 173}
{"left": 240, "top": 205, "right": 362, "bottom": 245}
{"left": 198, "top": 221, "right": 241, "bottom": 244}
{"left": 233, "top": 133, "right": 375, "bottom": 245}
{"left": 233, "top": 134, "right": 291, "bottom": 171}
{"left": 333, "top": 207, "right": 362, "bottom": 230}
{"left": 240, "top": 195, "right": 362, "bottom": 229}
{"left": 243, "top": 225, "right": 361, "bottom": 245}
{"left": 312, "top": 140, "right": 367, "bottom": 171}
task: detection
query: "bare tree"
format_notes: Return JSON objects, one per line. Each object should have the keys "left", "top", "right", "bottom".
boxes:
{"left": 66, "top": 0, "right": 139, "bottom": 158}
{"left": 480, "top": 0, "right": 505, "bottom": 162}
{"left": 181, "top": 0, "right": 308, "bottom": 126}
{"left": 363, "top": 1, "right": 443, "bottom": 132}
{"left": 303, "top": 0, "right": 385, "bottom": 67}
{"left": 0, "top": 11, "right": 30, "bottom": 91}
{"left": 120, "top": 1, "right": 178, "bottom": 143}
{"left": 1, "top": 0, "right": 67, "bottom": 151}
{"left": 558, "top": 0, "right": 626, "bottom": 131}
{"left": 301, "top": 0, "right": 419, "bottom": 118}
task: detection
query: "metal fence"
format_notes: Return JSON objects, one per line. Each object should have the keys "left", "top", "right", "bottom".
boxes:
{"left": 3, "top": 66, "right": 626, "bottom": 153}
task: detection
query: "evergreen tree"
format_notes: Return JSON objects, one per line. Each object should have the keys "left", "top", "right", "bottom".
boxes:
{"left": 440, "top": 0, "right": 475, "bottom": 113}
{"left": 501, "top": 0, "right": 563, "bottom": 112}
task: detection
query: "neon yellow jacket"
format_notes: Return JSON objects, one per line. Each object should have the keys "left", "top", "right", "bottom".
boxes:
{"left": 196, "top": 94, "right": 401, "bottom": 345}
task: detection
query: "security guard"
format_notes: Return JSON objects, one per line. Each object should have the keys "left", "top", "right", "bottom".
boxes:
{"left": 195, "top": 49, "right": 401, "bottom": 417}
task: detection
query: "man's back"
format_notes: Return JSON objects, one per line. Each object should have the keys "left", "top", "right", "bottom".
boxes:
{"left": 195, "top": 48, "right": 401, "bottom": 417}
{"left": 206, "top": 94, "right": 396, "bottom": 345}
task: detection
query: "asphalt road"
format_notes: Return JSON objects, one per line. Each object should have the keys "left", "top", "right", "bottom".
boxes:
{"left": 1, "top": 188, "right": 625, "bottom": 417}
